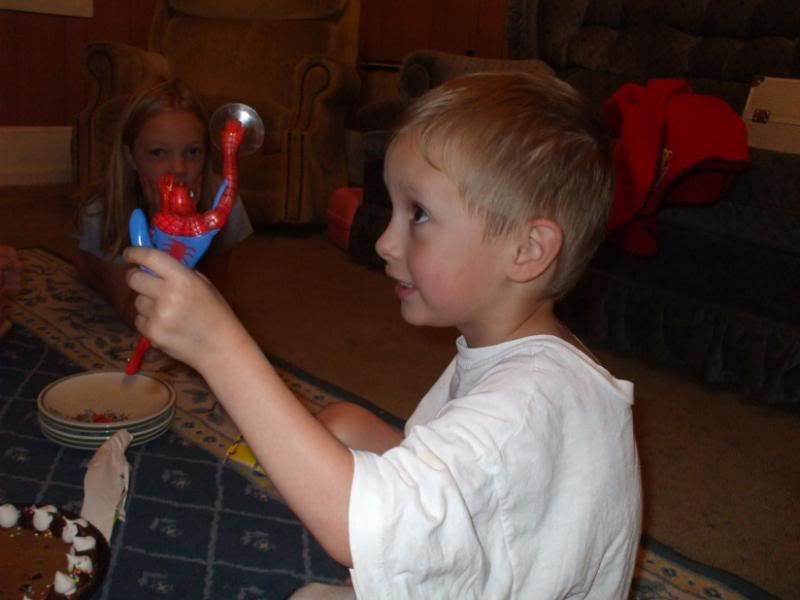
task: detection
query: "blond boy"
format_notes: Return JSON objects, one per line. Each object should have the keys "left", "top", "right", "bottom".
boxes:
{"left": 126, "top": 71, "right": 641, "bottom": 598}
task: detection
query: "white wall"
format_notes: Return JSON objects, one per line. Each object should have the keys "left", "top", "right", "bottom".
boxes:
{"left": 0, "top": 127, "right": 72, "bottom": 186}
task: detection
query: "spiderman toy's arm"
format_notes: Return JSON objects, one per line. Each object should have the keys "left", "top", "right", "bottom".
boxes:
{"left": 202, "top": 118, "right": 245, "bottom": 231}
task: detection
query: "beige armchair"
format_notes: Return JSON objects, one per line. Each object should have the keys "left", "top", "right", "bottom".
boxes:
{"left": 72, "top": 0, "right": 360, "bottom": 225}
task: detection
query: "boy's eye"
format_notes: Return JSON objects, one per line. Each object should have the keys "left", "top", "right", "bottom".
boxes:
{"left": 412, "top": 204, "right": 430, "bottom": 224}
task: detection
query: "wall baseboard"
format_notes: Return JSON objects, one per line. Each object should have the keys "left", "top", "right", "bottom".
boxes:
{"left": 0, "top": 127, "right": 73, "bottom": 186}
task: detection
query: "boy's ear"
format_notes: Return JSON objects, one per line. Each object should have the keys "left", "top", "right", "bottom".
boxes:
{"left": 508, "top": 218, "right": 563, "bottom": 283}
{"left": 123, "top": 145, "right": 137, "bottom": 171}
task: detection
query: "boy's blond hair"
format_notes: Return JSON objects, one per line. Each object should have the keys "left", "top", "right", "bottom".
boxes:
{"left": 393, "top": 71, "right": 614, "bottom": 298}
{"left": 81, "top": 78, "right": 213, "bottom": 258}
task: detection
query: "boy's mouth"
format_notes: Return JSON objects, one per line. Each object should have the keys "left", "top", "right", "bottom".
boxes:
{"left": 394, "top": 279, "right": 416, "bottom": 298}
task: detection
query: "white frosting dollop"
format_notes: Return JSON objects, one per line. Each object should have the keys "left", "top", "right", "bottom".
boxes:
{"left": 67, "top": 553, "right": 94, "bottom": 574}
{"left": 53, "top": 571, "right": 77, "bottom": 595}
{"left": 62, "top": 519, "right": 79, "bottom": 544}
{"left": 72, "top": 535, "right": 97, "bottom": 552}
{"left": 0, "top": 504, "right": 19, "bottom": 528}
{"left": 32, "top": 505, "right": 56, "bottom": 531}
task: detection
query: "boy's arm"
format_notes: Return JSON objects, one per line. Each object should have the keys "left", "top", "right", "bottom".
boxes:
{"left": 124, "top": 246, "right": 355, "bottom": 566}
{"left": 317, "top": 401, "right": 404, "bottom": 453}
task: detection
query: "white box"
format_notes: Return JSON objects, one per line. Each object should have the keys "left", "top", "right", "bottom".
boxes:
{"left": 742, "top": 76, "right": 800, "bottom": 154}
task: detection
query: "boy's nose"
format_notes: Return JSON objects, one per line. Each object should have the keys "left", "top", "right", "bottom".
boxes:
{"left": 375, "top": 224, "right": 397, "bottom": 263}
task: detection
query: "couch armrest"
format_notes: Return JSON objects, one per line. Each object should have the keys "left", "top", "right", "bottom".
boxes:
{"left": 399, "top": 50, "right": 554, "bottom": 98}
{"left": 73, "top": 43, "right": 171, "bottom": 204}
{"left": 82, "top": 42, "right": 172, "bottom": 108}
{"left": 274, "top": 55, "right": 359, "bottom": 222}
{"left": 289, "top": 55, "right": 359, "bottom": 130}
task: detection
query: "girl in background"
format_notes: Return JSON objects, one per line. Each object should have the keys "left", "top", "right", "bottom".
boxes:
{"left": 75, "top": 78, "right": 253, "bottom": 326}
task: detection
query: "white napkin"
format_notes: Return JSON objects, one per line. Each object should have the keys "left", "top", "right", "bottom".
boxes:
{"left": 80, "top": 429, "right": 132, "bottom": 542}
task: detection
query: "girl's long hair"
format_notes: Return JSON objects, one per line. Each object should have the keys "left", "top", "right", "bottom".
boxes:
{"left": 82, "top": 78, "right": 213, "bottom": 258}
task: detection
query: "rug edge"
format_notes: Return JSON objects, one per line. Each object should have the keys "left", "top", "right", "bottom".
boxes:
{"left": 639, "top": 534, "right": 779, "bottom": 599}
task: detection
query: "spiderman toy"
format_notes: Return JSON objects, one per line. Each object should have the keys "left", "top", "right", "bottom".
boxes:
{"left": 126, "top": 116, "right": 246, "bottom": 375}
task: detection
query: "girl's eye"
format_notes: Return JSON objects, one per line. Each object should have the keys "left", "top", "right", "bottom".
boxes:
{"left": 149, "top": 148, "right": 166, "bottom": 158}
{"left": 185, "top": 147, "right": 204, "bottom": 158}
{"left": 412, "top": 204, "right": 430, "bottom": 224}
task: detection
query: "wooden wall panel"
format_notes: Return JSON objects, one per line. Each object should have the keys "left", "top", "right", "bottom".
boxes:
{"left": 16, "top": 12, "right": 65, "bottom": 125}
{"left": 431, "top": 0, "right": 480, "bottom": 56}
{"left": 88, "top": 0, "right": 133, "bottom": 44}
{"left": 2, "top": 0, "right": 507, "bottom": 126}
{"left": 0, "top": 1, "right": 157, "bottom": 127}
{"left": 360, "top": 0, "right": 508, "bottom": 63}
{"left": 0, "top": 12, "right": 16, "bottom": 123}
{"left": 65, "top": 16, "right": 89, "bottom": 124}
{"left": 129, "top": 0, "right": 157, "bottom": 48}
{"left": 474, "top": 1, "right": 508, "bottom": 58}
{"left": 360, "top": 0, "right": 434, "bottom": 62}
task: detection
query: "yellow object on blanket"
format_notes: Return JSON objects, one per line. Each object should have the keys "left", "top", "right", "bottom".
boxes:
{"left": 226, "top": 436, "right": 266, "bottom": 476}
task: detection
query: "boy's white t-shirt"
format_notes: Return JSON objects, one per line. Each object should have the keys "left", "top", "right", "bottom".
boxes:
{"left": 348, "top": 335, "right": 642, "bottom": 599}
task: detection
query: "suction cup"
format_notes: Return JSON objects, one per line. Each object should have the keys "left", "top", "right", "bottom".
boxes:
{"left": 209, "top": 102, "right": 265, "bottom": 156}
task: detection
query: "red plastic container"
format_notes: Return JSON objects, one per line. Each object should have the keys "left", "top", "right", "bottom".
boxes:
{"left": 326, "top": 187, "right": 364, "bottom": 250}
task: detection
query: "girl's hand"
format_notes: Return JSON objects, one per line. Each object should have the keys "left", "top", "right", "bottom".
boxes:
{"left": 124, "top": 246, "right": 250, "bottom": 374}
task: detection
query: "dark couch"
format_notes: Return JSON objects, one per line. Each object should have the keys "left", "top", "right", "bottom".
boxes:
{"left": 353, "top": 0, "right": 800, "bottom": 406}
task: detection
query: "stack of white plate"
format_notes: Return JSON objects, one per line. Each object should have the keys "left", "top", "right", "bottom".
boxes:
{"left": 37, "top": 370, "right": 176, "bottom": 450}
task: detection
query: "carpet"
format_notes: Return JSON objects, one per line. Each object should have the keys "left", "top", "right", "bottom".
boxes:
{"left": 1, "top": 248, "right": 778, "bottom": 599}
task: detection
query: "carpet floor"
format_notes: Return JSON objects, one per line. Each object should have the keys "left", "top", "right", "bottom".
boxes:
{"left": 1, "top": 185, "right": 798, "bottom": 598}
{"left": 1, "top": 248, "right": 780, "bottom": 599}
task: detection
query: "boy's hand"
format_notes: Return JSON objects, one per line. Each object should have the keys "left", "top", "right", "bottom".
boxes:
{"left": 124, "top": 246, "right": 249, "bottom": 374}
{"left": 127, "top": 246, "right": 354, "bottom": 565}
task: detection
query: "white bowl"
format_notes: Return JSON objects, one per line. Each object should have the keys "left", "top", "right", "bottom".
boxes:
{"left": 37, "top": 370, "right": 175, "bottom": 430}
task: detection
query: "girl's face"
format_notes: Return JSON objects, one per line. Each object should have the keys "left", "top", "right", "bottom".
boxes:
{"left": 376, "top": 135, "right": 515, "bottom": 346}
{"left": 125, "top": 109, "right": 207, "bottom": 213}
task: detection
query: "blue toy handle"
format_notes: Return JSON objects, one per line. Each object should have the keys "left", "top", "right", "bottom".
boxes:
{"left": 129, "top": 208, "right": 153, "bottom": 249}
{"left": 128, "top": 208, "right": 157, "bottom": 276}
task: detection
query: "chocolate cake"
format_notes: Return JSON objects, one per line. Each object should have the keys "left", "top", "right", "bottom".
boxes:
{"left": 0, "top": 504, "right": 109, "bottom": 599}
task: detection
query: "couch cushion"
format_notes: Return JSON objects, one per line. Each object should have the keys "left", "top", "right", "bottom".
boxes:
{"left": 509, "top": 0, "right": 800, "bottom": 112}
{"left": 658, "top": 148, "right": 800, "bottom": 256}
